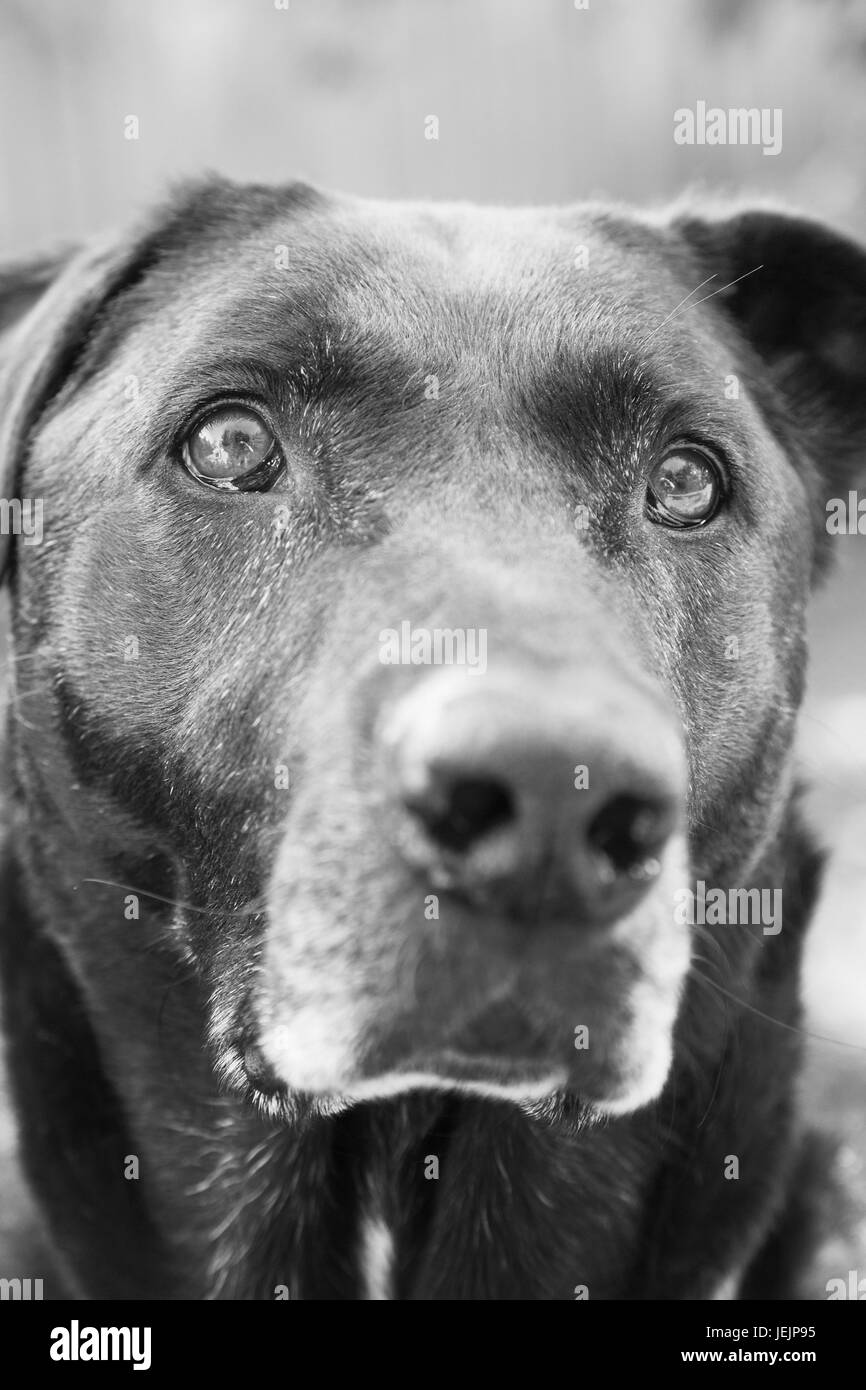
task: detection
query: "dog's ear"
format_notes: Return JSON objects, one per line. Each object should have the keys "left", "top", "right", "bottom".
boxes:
{"left": 673, "top": 209, "right": 866, "bottom": 505}
{"left": 0, "top": 233, "right": 165, "bottom": 584}
{"left": 0, "top": 176, "right": 256, "bottom": 585}
{"left": 0, "top": 251, "right": 76, "bottom": 334}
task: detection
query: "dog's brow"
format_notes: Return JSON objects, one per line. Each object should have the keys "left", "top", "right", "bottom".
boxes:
{"left": 165, "top": 335, "right": 419, "bottom": 406}
{"left": 138, "top": 332, "right": 426, "bottom": 464}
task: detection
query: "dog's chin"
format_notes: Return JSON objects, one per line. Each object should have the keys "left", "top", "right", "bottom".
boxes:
{"left": 325, "top": 1030, "right": 676, "bottom": 1115}
{"left": 239, "top": 1018, "right": 676, "bottom": 1122}
{"left": 318, "top": 1059, "right": 570, "bottom": 1107}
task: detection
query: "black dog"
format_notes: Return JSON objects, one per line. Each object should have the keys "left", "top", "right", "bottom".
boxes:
{"left": 1, "top": 179, "right": 864, "bottom": 1299}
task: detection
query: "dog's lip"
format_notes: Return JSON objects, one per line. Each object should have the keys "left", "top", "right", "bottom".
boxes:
{"left": 217, "top": 1047, "right": 567, "bottom": 1124}
{"left": 339, "top": 996, "right": 569, "bottom": 1088}
{"left": 362, "top": 1004, "right": 569, "bottom": 1092}
{"left": 241, "top": 1040, "right": 277, "bottom": 1089}
{"left": 216, "top": 1037, "right": 293, "bottom": 1119}
{"left": 390, "top": 1049, "right": 566, "bottom": 1091}
{"left": 218, "top": 1029, "right": 568, "bottom": 1114}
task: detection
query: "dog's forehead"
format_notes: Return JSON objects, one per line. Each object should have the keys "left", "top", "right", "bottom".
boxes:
{"left": 163, "top": 195, "right": 694, "bottom": 357}
{"left": 49, "top": 190, "right": 754, "bottom": 452}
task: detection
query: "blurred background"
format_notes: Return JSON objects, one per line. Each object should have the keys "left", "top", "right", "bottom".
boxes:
{"left": 3, "top": 0, "right": 866, "bottom": 245}
{"left": 0, "top": 0, "right": 864, "bottom": 1292}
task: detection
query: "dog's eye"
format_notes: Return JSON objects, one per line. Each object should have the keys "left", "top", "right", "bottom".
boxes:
{"left": 183, "top": 406, "right": 283, "bottom": 491}
{"left": 646, "top": 448, "right": 722, "bottom": 527}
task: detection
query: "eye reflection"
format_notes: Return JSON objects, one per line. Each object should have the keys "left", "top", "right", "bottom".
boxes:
{"left": 183, "top": 406, "right": 283, "bottom": 491}
{"left": 647, "top": 449, "right": 722, "bottom": 527}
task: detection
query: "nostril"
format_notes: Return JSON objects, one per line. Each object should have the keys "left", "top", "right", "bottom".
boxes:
{"left": 587, "top": 793, "right": 675, "bottom": 876}
{"left": 405, "top": 775, "right": 515, "bottom": 854}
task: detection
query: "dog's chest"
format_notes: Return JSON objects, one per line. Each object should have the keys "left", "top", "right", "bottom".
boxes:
{"left": 261, "top": 1099, "right": 653, "bottom": 1301}
{"left": 358, "top": 1204, "right": 396, "bottom": 1300}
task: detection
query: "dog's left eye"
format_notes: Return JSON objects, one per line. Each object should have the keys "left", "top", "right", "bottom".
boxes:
{"left": 646, "top": 448, "right": 723, "bottom": 528}
{"left": 183, "top": 405, "right": 284, "bottom": 491}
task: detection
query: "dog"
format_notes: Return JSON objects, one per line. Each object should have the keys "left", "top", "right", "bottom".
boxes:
{"left": 0, "top": 178, "right": 864, "bottom": 1300}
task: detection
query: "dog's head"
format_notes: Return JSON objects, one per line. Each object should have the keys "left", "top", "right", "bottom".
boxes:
{"left": 2, "top": 181, "right": 865, "bottom": 1118}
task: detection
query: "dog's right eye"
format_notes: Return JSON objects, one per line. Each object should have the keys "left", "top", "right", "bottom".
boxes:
{"left": 646, "top": 447, "right": 723, "bottom": 528}
{"left": 182, "top": 405, "right": 284, "bottom": 491}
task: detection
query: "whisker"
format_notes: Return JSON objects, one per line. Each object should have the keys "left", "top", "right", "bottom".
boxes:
{"left": 691, "top": 966, "right": 866, "bottom": 1052}
{"left": 81, "top": 877, "right": 265, "bottom": 919}
{"left": 642, "top": 264, "right": 763, "bottom": 344}
{"left": 641, "top": 274, "right": 716, "bottom": 341}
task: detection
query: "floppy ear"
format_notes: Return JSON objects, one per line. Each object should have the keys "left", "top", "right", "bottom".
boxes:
{"left": 0, "top": 250, "right": 75, "bottom": 581}
{"left": 0, "top": 174, "right": 243, "bottom": 585}
{"left": 0, "top": 251, "right": 75, "bottom": 334}
{"left": 673, "top": 209, "right": 866, "bottom": 509}
{"left": 0, "top": 233, "right": 165, "bottom": 584}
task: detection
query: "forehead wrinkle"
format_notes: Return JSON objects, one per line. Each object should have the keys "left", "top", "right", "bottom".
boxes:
{"left": 122, "top": 207, "right": 702, "bottom": 398}
{"left": 322, "top": 212, "right": 717, "bottom": 376}
{"left": 308, "top": 208, "right": 610, "bottom": 356}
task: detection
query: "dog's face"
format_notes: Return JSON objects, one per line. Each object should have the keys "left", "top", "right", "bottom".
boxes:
{"left": 2, "top": 182, "right": 865, "bottom": 1118}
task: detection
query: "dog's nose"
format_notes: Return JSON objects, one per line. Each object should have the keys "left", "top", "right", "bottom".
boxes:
{"left": 381, "top": 669, "right": 683, "bottom": 924}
